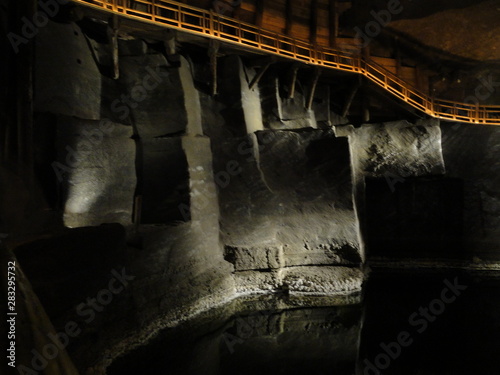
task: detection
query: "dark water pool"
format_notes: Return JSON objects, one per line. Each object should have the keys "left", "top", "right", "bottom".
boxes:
{"left": 108, "top": 270, "right": 500, "bottom": 375}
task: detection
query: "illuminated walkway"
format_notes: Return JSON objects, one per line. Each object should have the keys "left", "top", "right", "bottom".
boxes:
{"left": 72, "top": 0, "right": 500, "bottom": 125}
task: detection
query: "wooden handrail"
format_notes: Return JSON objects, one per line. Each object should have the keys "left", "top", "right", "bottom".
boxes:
{"left": 71, "top": 0, "right": 500, "bottom": 125}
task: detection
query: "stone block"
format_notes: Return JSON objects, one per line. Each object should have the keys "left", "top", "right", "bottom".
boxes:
{"left": 35, "top": 21, "right": 101, "bottom": 119}
{"left": 226, "top": 245, "right": 283, "bottom": 271}
{"left": 56, "top": 117, "right": 136, "bottom": 227}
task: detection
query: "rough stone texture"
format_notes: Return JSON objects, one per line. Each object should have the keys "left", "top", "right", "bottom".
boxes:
{"left": 129, "top": 135, "right": 235, "bottom": 326}
{"left": 312, "top": 83, "right": 331, "bottom": 125}
{"left": 339, "top": 119, "right": 445, "bottom": 181}
{"left": 441, "top": 123, "right": 500, "bottom": 260}
{"left": 113, "top": 51, "right": 187, "bottom": 137}
{"left": 337, "top": 119, "right": 445, "bottom": 256}
{"left": 123, "top": 137, "right": 235, "bottom": 336}
{"left": 182, "top": 136, "right": 220, "bottom": 227}
{"left": 35, "top": 21, "right": 101, "bottom": 120}
{"left": 240, "top": 61, "right": 265, "bottom": 133}
{"left": 215, "top": 129, "right": 362, "bottom": 268}
{"left": 56, "top": 116, "right": 136, "bottom": 227}
{"left": 7, "top": 9, "right": 500, "bottom": 375}
{"left": 234, "top": 266, "right": 364, "bottom": 296}
{"left": 282, "top": 266, "right": 364, "bottom": 295}
{"left": 140, "top": 137, "right": 190, "bottom": 224}
{"left": 13, "top": 220, "right": 235, "bottom": 374}
{"left": 226, "top": 245, "right": 284, "bottom": 271}
{"left": 199, "top": 55, "right": 365, "bottom": 299}
{"left": 214, "top": 55, "right": 255, "bottom": 137}
{"left": 179, "top": 56, "right": 203, "bottom": 135}
{"left": 259, "top": 73, "right": 327, "bottom": 130}
{"left": 388, "top": 0, "right": 500, "bottom": 63}
{"left": 234, "top": 269, "right": 282, "bottom": 293}
{"left": 128, "top": 222, "right": 235, "bottom": 327}
{"left": 199, "top": 55, "right": 264, "bottom": 134}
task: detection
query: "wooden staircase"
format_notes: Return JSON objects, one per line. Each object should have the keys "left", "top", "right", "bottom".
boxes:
{"left": 72, "top": 0, "right": 500, "bottom": 125}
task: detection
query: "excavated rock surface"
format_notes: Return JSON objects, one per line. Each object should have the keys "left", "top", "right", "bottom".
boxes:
{"left": 389, "top": 0, "right": 500, "bottom": 62}
{"left": 441, "top": 123, "right": 500, "bottom": 260}
{"left": 215, "top": 129, "right": 363, "bottom": 267}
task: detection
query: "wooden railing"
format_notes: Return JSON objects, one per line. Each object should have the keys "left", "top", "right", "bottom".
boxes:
{"left": 71, "top": 0, "right": 500, "bottom": 125}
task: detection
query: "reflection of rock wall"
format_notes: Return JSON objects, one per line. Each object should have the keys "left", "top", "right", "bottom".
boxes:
{"left": 221, "top": 305, "right": 361, "bottom": 375}
{"left": 107, "top": 297, "right": 363, "bottom": 375}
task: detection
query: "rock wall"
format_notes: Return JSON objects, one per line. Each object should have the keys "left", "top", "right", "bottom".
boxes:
{"left": 337, "top": 119, "right": 450, "bottom": 258}
{"left": 55, "top": 117, "right": 136, "bottom": 227}
{"left": 213, "top": 130, "right": 363, "bottom": 291}
{"left": 441, "top": 123, "right": 500, "bottom": 261}
{"left": 9, "top": 11, "right": 500, "bottom": 375}
{"left": 17, "top": 19, "right": 369, "bottom": 372}
{"left": 196, "top": 55, "right": 364, "bottom": 294}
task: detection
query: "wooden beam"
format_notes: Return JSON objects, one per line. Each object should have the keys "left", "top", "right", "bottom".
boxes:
{"left": 285, "top": 0, "right": 293, "bottom": 35}
{"left": 255, "top": 0, "right": 265, "bottom": 27}
{"left": 288, "top": 64, "right": 300, "bottom": 99}
{"left": 249, "top": 58, "right": 274, "bottom": 90}
{"left": 395, "top": 38, "right": 402, "bottom": 78}
{"left": 413, "top": 65, "right": 420, "bottom": 91}
{"left": 108, "top": 14, "right": 120, "bottom": 79}
{"left": 362, "top": 43, "right": 370, "bottom": 61}
{"left": 163, "top": 29, "right": 180, "bottom": 65}
{"left": 163, "top": 29, "right": 177, "bottom": 56}
{"left": 208, "top": 39, "right": 220, "bottom": 96}
{"left": 329, "top": 0, "right": 338, "bottom": 47}
{"left": 362, "top": 95, "right": 370, "bottom": 122}
{"left": 361, "top": 78, "right": 370, "bottom": 123}
{"left": 306, "top": 67, "right": 321, "bottom": 110}
{"left": 310, "top": 0, "right": 318, "bottom": 45}
{"left": 342, "top": 77, "right": 361, "bottom": 118}
{"left": 247, "top": 55, "right": 276, "bottom": 68}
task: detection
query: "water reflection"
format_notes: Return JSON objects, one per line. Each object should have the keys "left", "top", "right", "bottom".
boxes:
{"left": 108, "top": 270, "right": 500, "bottom": 375}
{"left": 360, "top": 270, "right": 500, "bottom": 375}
